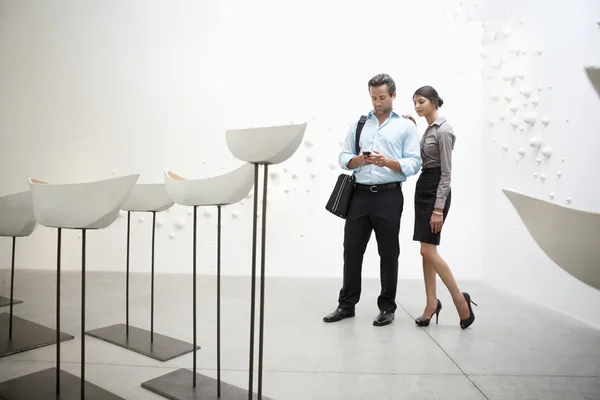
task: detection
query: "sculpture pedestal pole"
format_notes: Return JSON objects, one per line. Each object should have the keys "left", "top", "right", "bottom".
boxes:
{"left": 0, "top": 235, "right": 73, "bottom": 359}
{"left": 141, "top": 163, "right": 273, "bottom": 400}
{"left": 0, "top": 229, "right": 125, "bottom": 400}
{"left": 86, "top": 211, "right": 198, "bottom": 361}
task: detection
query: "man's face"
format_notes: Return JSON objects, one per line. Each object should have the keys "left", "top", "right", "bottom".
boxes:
{"left": 370, "top": 84, "right": 395, "bottom": 116}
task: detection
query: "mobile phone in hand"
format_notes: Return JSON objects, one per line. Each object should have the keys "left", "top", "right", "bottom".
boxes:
{"left": 362, "top": 151, "right": 371, "bottom": 157}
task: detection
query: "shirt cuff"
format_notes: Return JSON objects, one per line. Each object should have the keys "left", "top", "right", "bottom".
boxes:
{"left": 434, "top": 198, "right": 446, "bottom": 210}
{"left": 340, "top": 154, "right": 361, "bottom": 172}
{"left": 397, "top": 158, "right": 411, "bottom": 176}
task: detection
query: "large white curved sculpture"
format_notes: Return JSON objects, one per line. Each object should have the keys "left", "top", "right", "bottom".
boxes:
{"left": 164, "top": 163, "right": 254, "bottom": 206}
{"left": 28, "top": 175, "right": 139, "bottom": 229}
{"left": 121, "top": 183, "right": 174, "bottom": 212}
{"left": 502, "top": 188, "right": 600, "bottom": 290}
{"left": 585, "top": 66, "right": 600, "bottom": 99}
{"left": 0, "top": 190, "right": 37, "bottom": 237}
{"left": 225, "top": 122, "right": 307, "bottom": 164}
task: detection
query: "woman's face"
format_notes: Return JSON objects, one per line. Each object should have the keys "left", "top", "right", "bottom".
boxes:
{"left": 413, "top": 95, "right": 435, "bottom": 117}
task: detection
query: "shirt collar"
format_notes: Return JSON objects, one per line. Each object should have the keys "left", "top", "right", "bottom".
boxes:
{"left": 431, "top": 116, "right": 446, "bottom": 126}
{"left": 367, "top": 109, "right": 400, "bottom": 119}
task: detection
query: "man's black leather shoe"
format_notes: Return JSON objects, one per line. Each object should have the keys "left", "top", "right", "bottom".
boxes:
{"left": 323, "top": 308, "right": 355, "bottom": 323}
{"left": 373, "top": 311, "right": 394, "bottom": 326}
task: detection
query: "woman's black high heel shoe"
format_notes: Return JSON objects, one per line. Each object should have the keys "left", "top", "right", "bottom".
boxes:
{"left": 460, "top": 292, "right": 477, "bottom": 329}
{"left": 415, "top": 299, "right": 442, "bottom": 327}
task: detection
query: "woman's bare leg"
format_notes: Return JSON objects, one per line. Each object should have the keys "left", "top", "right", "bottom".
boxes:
{"left": 420, "top": 254, "right": 438, "bottom": 318}
{"left": 420, "top": 243, "right": 469, "bottom": 320}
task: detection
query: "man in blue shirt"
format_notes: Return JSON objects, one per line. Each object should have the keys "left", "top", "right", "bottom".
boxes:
{"left": 324, "top": 73, "right": 422, "bottom": 327}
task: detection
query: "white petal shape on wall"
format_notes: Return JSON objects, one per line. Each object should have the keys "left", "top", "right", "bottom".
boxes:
{"left": 502, "top": 144, "right": 509, "bottom": 151}
{"left": 509, "top": 47, "right": 520, "bottom": 55}
{"left": 516, "top": 72, "right": 525, "bottom": 80}
{"left": 566, "top": 197, "right": 572, "bottom": 203}
{"left": 304, "top": 140, "right": 314, "bottom": 148}
{"left": 548, "top": 192, "right": 555, "bottom": 200}
{"left": 541, "top": 116, "right": 550, "bottom": 125}
{"left": 533, "top": 172, "right": 538, "bottom": 178}
{"left": 530, "top": 96, "right": 540, "bottom": 106}
{"left": 520, "top": 88, "right": 532, "bottom": 97}
{"left": 490, "top": 58, "right": 502, "bottom": 68}
{"left": 517, "top": 148, "right": 526, "bottom": 156}
{"left": 536, "top": 49, "right": 544, "bottom": 55}
{"left": 524, "top": 112, "right": 537, "bottom": 125}
{"left": 536, "top": 157, "right": 543, "bottom": 164}
{"left": 539, "top": 173, "right": 547, "bottom": 181}
{"left": 504, "top": 95, "right": 513, "bottom": 102}
{"left": 529, "top": 137, "right": 542, "bottom": 148}
{"left": 510, "top": 105, "right": 519, "bottom": 113}
{"left": 556, "top": 170, "right": 563, "bottom": 178}
{"left": 541, "top": 146, "right": 553, "bottom": 157}
{"left": 502, "top": 188, "right": 600, "bottom": 290}
{"left": 510, "top": 119, "right": 519, "bottom": 128}
{"left": 270, "top": 172, "right": 279, "bottom": 179}
{"left": 174, "top": 218, "right": 186, "bottom": 229}
{"left": 490, "top": 91, "right": 500, "bottom": 100}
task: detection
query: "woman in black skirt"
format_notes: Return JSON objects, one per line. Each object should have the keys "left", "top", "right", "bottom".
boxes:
{"left": 410, "top": 86, "right": 476, "bottom": 329}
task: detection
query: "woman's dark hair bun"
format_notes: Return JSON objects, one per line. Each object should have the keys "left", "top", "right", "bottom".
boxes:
{"left": 413, "top": 85, "right": 444, "bottom": 109}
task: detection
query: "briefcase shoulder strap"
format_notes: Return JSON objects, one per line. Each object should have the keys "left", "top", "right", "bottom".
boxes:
{"left": 355, "top": 115, "right": 367, "bottom": 155}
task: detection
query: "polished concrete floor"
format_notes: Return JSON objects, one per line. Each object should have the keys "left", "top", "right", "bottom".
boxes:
{"left": 0, "top": 270, "right": 599, "bottom": 399}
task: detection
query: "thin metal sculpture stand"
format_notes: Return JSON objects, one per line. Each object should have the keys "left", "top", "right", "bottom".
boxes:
{"left": 141, "top": 163, "right": 274, "bottom": 399}
{"left": 0, "top": 228, "right": 126, "bottom": 399}
{"left": 0, "top": 235, "right": 74, "bottom": 361}
{"left": 0, "top": 241, "right": 23, "bottom": 308}
{"left": 86, "top": 211, "right": 198, "bottom": 361}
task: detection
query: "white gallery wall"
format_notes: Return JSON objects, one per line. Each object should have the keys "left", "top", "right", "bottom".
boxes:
{"left": 0, "top": 0, "right": 484, "bottom": 280}
{"left": 475, "top": 0, "right": 600, "bottom": 329}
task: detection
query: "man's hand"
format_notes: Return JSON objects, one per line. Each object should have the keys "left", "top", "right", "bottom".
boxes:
{"left": 348, "top": 153, "right": 374, "bottom": 168}
{"left": 369, "top": 151, "right": 389, "bottom": 168}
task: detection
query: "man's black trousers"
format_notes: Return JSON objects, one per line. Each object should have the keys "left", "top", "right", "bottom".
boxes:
{"left": 338, "top": 183, "right": 404, "bottom": 313}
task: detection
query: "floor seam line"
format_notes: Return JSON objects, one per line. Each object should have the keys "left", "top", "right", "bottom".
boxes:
{"left": 397, "top": 302, "right": 490, "bottom": 400}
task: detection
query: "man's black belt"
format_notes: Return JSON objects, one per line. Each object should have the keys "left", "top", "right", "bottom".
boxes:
{"left": 355, "top": 182, "right": 402, "bottom": 193}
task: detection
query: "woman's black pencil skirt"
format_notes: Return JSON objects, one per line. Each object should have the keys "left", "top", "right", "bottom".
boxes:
{"left": 413, "top": 167, "right": 451, "bottom": 246}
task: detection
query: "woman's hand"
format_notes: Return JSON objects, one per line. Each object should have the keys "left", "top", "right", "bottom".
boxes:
{"left": 402, "top": 114, "right": 416, "bottom": 125}
{"left": 430, "top": 212, "right": 444, "bottom": 234}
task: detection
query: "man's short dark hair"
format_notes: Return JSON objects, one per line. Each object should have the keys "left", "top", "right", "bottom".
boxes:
{"left": 368, "top": 73, "right": 396, "bottom": 96}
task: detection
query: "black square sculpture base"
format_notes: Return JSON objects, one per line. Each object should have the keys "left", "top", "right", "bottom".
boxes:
{"left": 0, "top": 367, "right": 126, "bottom": 399}
{"left": 85, "top": 323, "right": 199, "bottom": 362}
{"left": 141, "top": 368, "right": 274, "bottom": 400}
{"left": 0, "top": 313, "right": 74, "bottom": 358}
{"left": 0, "top": 296, "right": 22, "bottom": 308}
